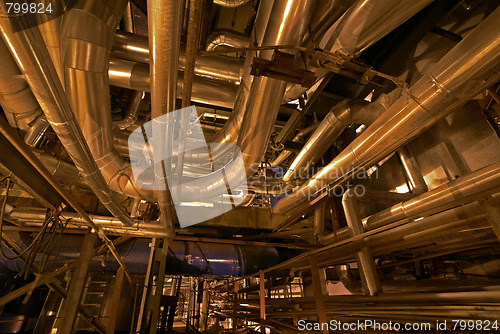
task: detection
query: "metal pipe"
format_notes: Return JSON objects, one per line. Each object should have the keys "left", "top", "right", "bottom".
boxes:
{"left": 112, "top": 30, "right": 243, "bottom": 84}
{"left": 113, "top": 91, "right": 144, "bottom": 130}
{"left": 300, "top": 0, "right": 355, "bottom": 47}
{"left": 397, "top": 146, "right": 428, "bottom": 194}
{"left": 364, "top": 161, "right": 500, "bottom": 231}
{"left": 0, "top": 1, "right": 135, "bottom": 226}
{"left": 108, "top": 58, "right": 237, "bottom": 109}
{"left": 313, "top": 201, "right": 326, "bottom": 241}
{"left": 0, "top": 101, "right": 132, "bottom": 282}
{"left": 283, "top": 92, "right": 400, "bottom": 182}
{"left": 273, "top": 7, "right": 500, "bottom": 221}
{"left": 271, "top": 123, "right": 318, "bottom": 166}
{"left": 1, "top": 232, "right": 280, "bottom": 276}
{"left": 0, "top": 38, "right": 42, "bottom": 131}
{"left": 59, "top": 0, "right": 155, "bottom": 202}
{"left": 206, "top": 30, "right": 250, "bottom": 51}
{"left": 213, "top": 0, "right": 250, "bottom": 8}
{"left": 342, "top": 188, "right": 382, "bottom": 296}
{"left": 183, "top": 0, "right": 203, "bottom": 108}
{"left": 283, "top": 0, "right": 434, "bottom": 103}
{"left": 23, "top": 115, "right": 49, "bottom": 147}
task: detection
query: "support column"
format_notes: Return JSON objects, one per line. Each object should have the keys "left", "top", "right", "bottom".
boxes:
{"left": 57, "top": 231, "right": 97, "bottom": 334}
{"left": 106, "top": 267, "right": 125, "bottom": 334}
{"left": 199, "top": 280, "right": 210, "bottom": 332}
{"left": 309, "top": 254, "right": 328, "bottom": 334}
{"left": 259, "top": 272, "right": 265, "bottom": 334}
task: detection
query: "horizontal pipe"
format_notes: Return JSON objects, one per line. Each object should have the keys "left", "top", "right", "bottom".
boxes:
{"left": 1, "top": 232, "right": 280, "bottom": 276}
{"left": 108, "top": 58, "right": 237, "bottom": 109}
{"left": 112, "top": 30, "right": 243, "bottom": 84}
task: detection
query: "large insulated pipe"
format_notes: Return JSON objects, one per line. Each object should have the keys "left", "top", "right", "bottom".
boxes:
{"left": 283, "top": 0, "right": 434, "bottom": 103}
{"left": 0, "top": 233, "right": 280, "bottom": 276}
{"left": 112, "top": 30, "right": 243, "bottom": 84}
{"left": 0, "top": 2, "right": 134, "bottom": 226}
{"left": 0, "top": 39, "right": 42, "bottom": 131}
{"left": 283, "top": 90, "right": 400, "bottom": 182}
{"left": 108, "top": 58, "right": 237, "bottom": 109}
{"left": 273, "top": 7, "right": 500, "bottom": 222}
{"left": 59, "top": 0, "right": 154, "bottom": 202}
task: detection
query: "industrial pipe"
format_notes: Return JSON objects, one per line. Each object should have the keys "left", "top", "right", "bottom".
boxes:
{"left": 273, "top": 7, "right": 500, "bottom": 222}
{"left": 206, "top": 30, "right": 250, "bottom": 51}
{"left": 108, "top": 58, "right": 237, "bottom": 109}
{"left": 284, "top": 0, "right": 434, "bottom": 103}
{"left": 0, "top": 1, "right": 134, "bottom": 226}
{"left": 0, "top": 233, "right": 280, "bottom": 277}
{"left": 112, "top": 30, "right": 243, "bottom": 84}
{"left": 283, "top": 90, "right": 401, "bottom": 182}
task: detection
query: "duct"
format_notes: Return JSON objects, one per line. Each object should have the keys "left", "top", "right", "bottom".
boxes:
{"left": 206, "top": 30, "right": 250, "bottom": 51}
{"left": 272, "top": 7, "right": 500, "bottom": 221}
{"left": 0, "top": 38, "right": 43, "bottom": 131}
{"left": 0, "top": 233, "right": 280, "bottom": 276}
{"left": 108, "top": 58, "right": 237, "bottom": 109}
{"left": 213, "top": 0, "right": 250, "bottom": 8}
{"left": 23, "top": 116, "right": 50, "bottom": 147}
{"left": 271, "top": 123, "right": 318, "bottom": 166}
{"left": 342, "top": 188, "right": 382, "bottom": 296}
{"left": 113, "top": 91, "right": 144, "bottom": 130}
{"left": 112, "top": 30, "right": 244, "bottom": 84}
{"left": 0, "top": 2, "right": 134, "bottom": 226}
{"left": 283, "top": 0, "right": 434, "bottom": 103}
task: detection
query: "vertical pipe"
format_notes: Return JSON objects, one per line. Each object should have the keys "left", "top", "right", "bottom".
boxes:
{"left": 183, "top": 0, "right": 204, "bottom": 108}
{"left": 342, "top": 189, "right": 382, "bottom": 296}
{"left": 106, "top": 267, "right": 125, "bottom": 334}
{"left": 313, "top": 201, "right": 326, "bottom": 242}
{"left": 258, "top": 273, "right": 265, "bottom": 334}
{"left": 147, "top": 0, "right": 184, "bottom": 227}
{"left": 57, "top": 232, "right": 97, "bottom": 334}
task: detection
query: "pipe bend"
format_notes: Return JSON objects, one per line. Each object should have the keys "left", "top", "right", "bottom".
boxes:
{"left": 213, "top": 0, "right": 250, "bottom": 8}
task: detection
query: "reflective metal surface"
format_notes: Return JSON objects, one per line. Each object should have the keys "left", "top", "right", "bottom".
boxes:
{"left": 284, "top": 0, "right": 434, "bottom": 102}
{"left": 206, "top": 30, "right": 250, "bottom": 51}
{"left": 108, "top": 58, "right": 238, "bottom": 109}
{"left": 273, "top": 7, "right": 500, "bottom": 220}
{"left": 112, "top": 30, "right": 244, "bottom": 84}
{"left": 0, "top": 0, "right": 134, "bottom": 225}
